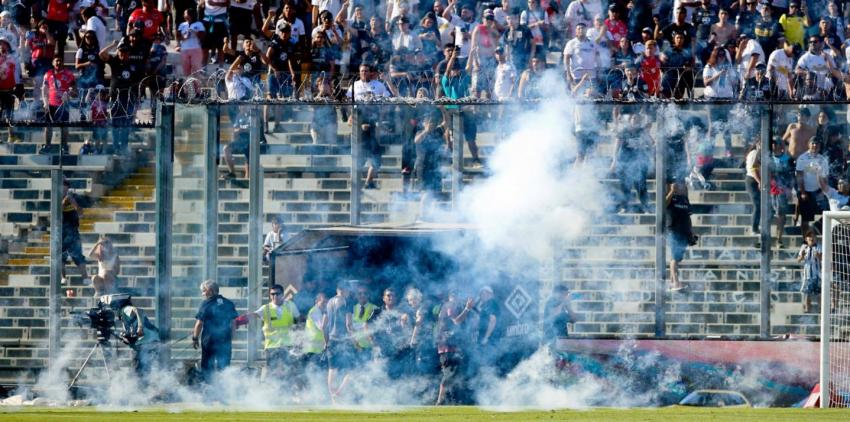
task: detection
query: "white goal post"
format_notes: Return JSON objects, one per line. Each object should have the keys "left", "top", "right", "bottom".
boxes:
{"left": 821, "top": 211, "right": 850, "bottom": 408}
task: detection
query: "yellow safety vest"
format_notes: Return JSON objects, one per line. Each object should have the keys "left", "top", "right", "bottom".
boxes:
{"left": 352, "top": 302, "right": 377, "bottom": 349}
{"left": 304, "top": 306, "right": 325, "bottom": 355}
{"left": 262, "top": 302, "right": 294, "bottom": 349}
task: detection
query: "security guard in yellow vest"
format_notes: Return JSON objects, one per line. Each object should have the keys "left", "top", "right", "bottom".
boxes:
{"left": 304, "top": 292, "right": 327, "bottom": 367}
{"left": 351, "top": 286, "right": 378, "bottom": 363}
{"left": 246, "top": 283, "right": 300, "bottom": 377}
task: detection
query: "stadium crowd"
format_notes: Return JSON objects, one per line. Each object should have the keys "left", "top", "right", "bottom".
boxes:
{"left": 2, "top": 0, "right": 850, "bottom": 125}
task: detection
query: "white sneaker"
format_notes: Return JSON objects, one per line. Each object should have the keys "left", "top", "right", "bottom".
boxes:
{"left": 61, "top": 277, "right": 68, "bottom": 285}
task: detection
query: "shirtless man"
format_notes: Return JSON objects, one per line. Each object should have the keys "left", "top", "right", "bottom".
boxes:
{"left": 782, "top": 107, "right": 815, "bottom": 159}
{"left": 711, "top": 9, "right": 737, "bottom": 47}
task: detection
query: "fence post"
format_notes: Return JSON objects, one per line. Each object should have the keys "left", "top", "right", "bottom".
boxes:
{"left": 204, "top": 106, "right": 220, "bottom": 282}
{"left": 247, "top": 106, "right": 263, "bottom": 366}
{"left": 654, "top": 115, "right": 667, "bottom": 337}
{"left": 155, "top": 103, "right": 174, "bottom": 364}
{"left": 350, "top": 106, "right": 362, "bottom": 225}
{"left": 47, "top": 169, "right": 62, "bottom": 373}
{"left": 759, "top": 105, "right": 772, "bottom": 338}
{"left": 451, "top": 109, "right": 464, "bottom": 209}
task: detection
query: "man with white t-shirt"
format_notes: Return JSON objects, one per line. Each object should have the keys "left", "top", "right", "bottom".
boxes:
{"left": 796, "top": 137, "right": 830, "bottom": 237}
{"left": 796, "top": 35, "right": 845, "bottom": 93}
{"left": 443, "top": 0, "right": 475, "bottom": 60}
{"left": 563, "top": 22, "right": 598, "bottom": 87}
{"left": 243, "top": 284, "right": 301, "bottom": 379}
{"left": 736, "top": 33, "right": 764, "bottom": 83}
{"left": 348, "top": 63, "right": 397, "bottom": 189}
{"left": 767, "top": 37, "right": 796, "bottom": 98}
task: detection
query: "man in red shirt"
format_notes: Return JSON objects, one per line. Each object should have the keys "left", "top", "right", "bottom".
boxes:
{"left": 637, "top": 39, "right": 661, "bottom": 97}
{"left": 44, "top": 0, "right": 72, "bottom": 56}
{"left": 41, "top": 56, "right": 76, "bottom": 154}
{"left": 0, "top": 38, "right": 16, "bottom": 122}
{"left": 127, "top": 0, "right": 165, "bottom": 41}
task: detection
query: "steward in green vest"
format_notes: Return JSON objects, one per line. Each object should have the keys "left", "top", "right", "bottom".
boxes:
{"left": 352, "top": 286, "right": 378, "bottom": 362}
{"left": 248, "top": 284, "right": 300, "bottom": 377}
{"left": 303, "top": 292, "right": 328, "bottom": 367}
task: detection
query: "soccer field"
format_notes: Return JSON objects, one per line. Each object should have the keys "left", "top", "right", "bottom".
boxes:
{"left": 0, "top": 407, "right": 848, "bottom": 421}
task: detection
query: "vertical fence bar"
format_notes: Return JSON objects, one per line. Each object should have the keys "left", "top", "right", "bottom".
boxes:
{"left": 204, "top": 106, "right": 220, "bottom": 281}
{"left": 155, "top": 104, "right": 174, "bottom": 363}
{"left": 350, "top": 106, "right": 362, "bottom": 225}
{"left": 820, "top": 212, "right": 834, "bottom": 408}
{"left": 47, "top": 169, "right": 62, "bottom": 371}
{"left": 451, "top": 110, "right": 464, "bottom": 209}
{"left": 247, "top": 106, "right": 262, "bottom": 366}
{"left": 759, "top": 106, "right": 772, "bottom": 338}
{"left": 654, "top": 118, "right": 667, "bottom": 337}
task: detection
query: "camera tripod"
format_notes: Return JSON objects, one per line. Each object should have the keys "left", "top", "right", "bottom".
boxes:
{"left": 67, "top": 338, "right": 114, "bottom": 390}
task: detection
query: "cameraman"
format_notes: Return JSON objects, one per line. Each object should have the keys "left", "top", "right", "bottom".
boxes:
{"left": 107, "top": 294, "right": 161, "bottom": 378}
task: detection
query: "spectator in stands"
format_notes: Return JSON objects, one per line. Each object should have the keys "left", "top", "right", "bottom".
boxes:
{"left": 796, "top": 35, "right": 843, "bottom": 98}
{"left": 658, "top": 7, "right": 694, "bottom": 48}
{"left": 192, "top": 279, "right": 239, "bottom": 382}
{"left": 310, "top": 75, "right": 338, "bottom": 143}
{"left": 115, "top": 0, "right": 140, "bottom": 37}
{"left": 440, "top": 47, "right": 482, "bottom": 168}
{"left": 418, "top": 12, "right": 442, "bottom": 66}
{"left": 88, "top": 235, "right": 120, "bottom": 296}
{"left": 262, "top": 215, "right": 285, "bottom": 261}
{"left": 736, "top": 0, "right": 759, "bottom": 38}
{"left": 754, "top": 2, "right": 782, "bottom": 54}
{"left": 44, "top": 0, "right": 72, "bottom": 56}
{"left": 0, "top": 38, "right": 16, "bottom": 121}
{"left": 740, "top": 62, "right": 771, "bottom": 100}
{"left": 76, "top": 30, "right": 105, "bottom": 96}
{"left": 783, "top": 107, "right": 815, "bottom": 159}
{"left": 780, "top": 1, "right": 808, "bottom": 49}
{"left": 692, "top": 0, "right": 718, "bottom": 58}
{"left": 796, "top": 136, "right": 830, "bottom": 236}
{"left": 42, "top": 56, "right": 75, "bottom": 155}
{"left": 61, "top": 179, "right": 90, "bottom": 286}
{"left": 824, "top": 127, "right": 845, "bottom": 188}
{"left": 176, "top": 8, "right": 205, "bottom": 77}
{"left": 745, "top": 139, "right": 762, "bottom": 236}
{"left": 414, "top": 108, "right": 446, "bottom": 219}
{"left": 492, "top": 47, "right": 516, "bottom": 101}
{"left": 79, "top": 7, "right": 108, "bottom": 50}
{"left": 660, "top": 31, "right": 693, "bottom": 99}
{"left": 26, "top": 20, "right": 56, "bottom": 110}
{"left": 636, "top": 39, "right": 661, "bottom": 97}
{"left": 228, "top": 0, "right": 263, "bottom": 51}
{"left": 703, "top": 45, "right": 737, "bottom": 99}
{"left": 500, "top": 11, "right": 534, "bottom": 75}
{"left": 769, "top": 139, "right": 794, "bottom": 249}
{"left": 563, "top": 22, "right": 598, "bottom": 89}
{"left": 349, "top": 63, "right": 397, "bottom": 189}
{"left": 201, "top": 0, "right": 230, "bottom": 64}
{"left": 100, "top": 41, "right": 142, "bottom": 154}
{"left": 666, "top": 180, "right": 694, "bottom": 292}
{"left": 87, "top": 85, "right": 109, "bottom": 152}
{"left": 517, "top": 54, "right": 543, "bottom": 99}
{"left": 767, "top": 37, "right": 795, "bottom": 98}
{"left": 712, "top": 8, "right": 737, "bottom": 48}
{"left": 564, "top": 0, "right": 593, "bottom": 40}
{"left": 797, "top": 229, "right": 822, "bottom": 313}
{"left": 469, "top": 9, "right": 498, "bottom": 98}
{"left": 736, "top": 33, "right": 764, "bottom": 86}
{"left": 520, "top": 0, "right": 548, "bottom": 60}
{"left": 611, "top": 112, "right": 651, "bottom": 213}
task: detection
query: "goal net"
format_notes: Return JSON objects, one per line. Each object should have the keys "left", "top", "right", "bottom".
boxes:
{"left": 821, "top": 211, "right": 850, "bottom": 408}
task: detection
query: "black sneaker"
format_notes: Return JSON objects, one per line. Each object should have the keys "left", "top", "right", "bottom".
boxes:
{"left": 38, "top": 144, "right": 51, "bottom": 154}
{"left": 221, "top": 171, "right": 236, "bottom": 181}
{"left": 364, "top": 181, "right": 377, "bottom": 190}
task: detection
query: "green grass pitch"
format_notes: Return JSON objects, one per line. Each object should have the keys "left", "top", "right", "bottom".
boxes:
{"left": 0, "top": 407, "right": 849, "bottom": 421}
